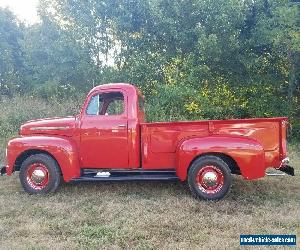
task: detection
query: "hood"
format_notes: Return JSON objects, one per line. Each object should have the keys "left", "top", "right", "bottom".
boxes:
{"left": 20, "top": 116, "right": 77, "bottom": 137}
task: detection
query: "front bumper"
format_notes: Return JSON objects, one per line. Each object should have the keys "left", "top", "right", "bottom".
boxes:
{"left": 0, "top": 166, "right": 6, "bottom": 176}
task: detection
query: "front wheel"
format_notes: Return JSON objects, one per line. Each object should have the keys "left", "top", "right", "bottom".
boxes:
{"left": 188, "top": 155, "right": 232, "bottom": 200}
{"left": 19, "top": 154, "right": 61, "bottom": 194}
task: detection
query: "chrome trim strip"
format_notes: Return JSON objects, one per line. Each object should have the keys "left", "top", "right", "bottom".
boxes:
{"left": 30, "top": 126, "right": 71, "bottom": 131}
{"left": 266, "top": 172, "right": 286, "bottom": 176}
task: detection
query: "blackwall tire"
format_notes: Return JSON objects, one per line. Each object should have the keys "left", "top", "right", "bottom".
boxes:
{"left": 188, "top": 155, "right": 232, "bottom": 200}
{"left": 19, "top": 154, "right": 61, "bottom": 194}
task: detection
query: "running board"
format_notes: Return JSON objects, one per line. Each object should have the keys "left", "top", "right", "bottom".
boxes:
{"left": 72, "top": 169, "right": 179, "bottom": 182}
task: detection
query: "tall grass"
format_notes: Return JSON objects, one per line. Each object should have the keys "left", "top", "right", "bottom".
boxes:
{"left": 0, "top": 95, "right": 83, "bottom": 139}
{"left": 0, "top": 95, "right": 84, "bottom": 162}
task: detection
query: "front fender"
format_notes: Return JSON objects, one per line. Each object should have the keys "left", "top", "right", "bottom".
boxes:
{"left": 6, "top": 136, "right": 80, "bottom": 182}
{"left": 176, "top": 136, "right": 265, "bottom": 181}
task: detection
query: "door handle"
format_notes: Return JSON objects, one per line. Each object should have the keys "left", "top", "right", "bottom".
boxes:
{"left": 112, "top": 124, "right": 126, "bottom": 132}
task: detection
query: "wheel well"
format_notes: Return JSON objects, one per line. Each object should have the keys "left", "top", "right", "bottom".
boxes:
{"left": 189, "top": 152, "right": 241, "bottom": 175}
{"left": 14, "top": 149, "right": 58, "bottom": 172}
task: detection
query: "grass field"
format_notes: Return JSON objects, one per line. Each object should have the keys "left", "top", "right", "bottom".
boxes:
{"left": 0, "top": 145, "right": 299, "bottom": 249}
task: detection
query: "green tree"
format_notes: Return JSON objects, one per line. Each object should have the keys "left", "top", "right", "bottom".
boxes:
{"left": 0, "top": 8, "right": 25, "bottom": 95}
{"left": 0, "top": 0, "right": 299, "bottom": 137}
{"left": 22, "top": 13, "right": 94, "bottom": 96}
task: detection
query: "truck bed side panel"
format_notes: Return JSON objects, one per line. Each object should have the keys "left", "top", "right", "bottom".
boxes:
{"left": 141, "top": 123, "right": 209, "bottom": 169}
{"left": 141, "top": 118, "right": 286, "bottom": 170}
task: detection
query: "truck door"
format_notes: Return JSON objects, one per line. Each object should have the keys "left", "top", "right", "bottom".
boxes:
{"left": 80, "top": 89, "right": 129, "bottom": 168}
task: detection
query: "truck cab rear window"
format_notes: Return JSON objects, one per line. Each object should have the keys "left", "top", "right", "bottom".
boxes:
{"left": 86, "top": 92, "right": 124, "bottom": 115}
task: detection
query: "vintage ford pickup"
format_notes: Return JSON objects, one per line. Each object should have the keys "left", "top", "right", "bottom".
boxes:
{"left": 0, "top": 83, "right": 294, "bottom": 200}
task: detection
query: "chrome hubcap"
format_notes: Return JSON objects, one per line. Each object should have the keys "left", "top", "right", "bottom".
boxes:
{"left": 202, "top": 171, "right": 218, "bottom": 187}
{"left": 196, "top": 165, "right": 225, "bottom": 194}
{"left": 26, "top": 163, "right": 49, "bottom": 190}
{"left": 31, "top": 169, "right": 46, "bottom": 184}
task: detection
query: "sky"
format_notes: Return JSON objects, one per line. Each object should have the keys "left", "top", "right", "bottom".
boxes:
{"left": 0, "top": 0, "right": 39, "bottom": 24}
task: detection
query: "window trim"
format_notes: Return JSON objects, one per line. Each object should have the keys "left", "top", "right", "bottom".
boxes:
{"left": 84, "top": 90, "right": 127, "bottom": 117}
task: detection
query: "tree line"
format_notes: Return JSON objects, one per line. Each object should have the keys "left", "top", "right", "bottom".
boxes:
{"left": 0, "top": 0, "right": 299, "bottom": 138}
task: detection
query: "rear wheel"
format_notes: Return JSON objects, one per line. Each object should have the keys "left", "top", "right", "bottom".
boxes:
{"left": 19, "top": 154, "right": 61, "bottom": 194}
{"left": 188, "top": 155, "right": 232, "bottom": 200}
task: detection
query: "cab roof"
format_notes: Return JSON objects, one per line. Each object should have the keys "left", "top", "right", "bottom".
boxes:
{"left": 90, "top": 83, "right": 140, "bottom": 94}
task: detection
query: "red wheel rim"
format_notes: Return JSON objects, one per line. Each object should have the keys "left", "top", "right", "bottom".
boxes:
{"left": 196, "top": 165, "right": 224, "bottom": 194}
{"left": 26, "top": 163, "right": 49, "bottom": 190}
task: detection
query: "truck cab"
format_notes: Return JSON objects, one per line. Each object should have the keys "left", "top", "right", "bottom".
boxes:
{"left": 1, "top": 83, "right": 294, "bottom": 200}
{"left": 79, "top": 84, "right": 144, "bottom": 169}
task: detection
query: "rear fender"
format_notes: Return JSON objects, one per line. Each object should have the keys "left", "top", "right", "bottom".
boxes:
{"left": 176, "top": 136, "right": 265, "bottom": 181}
{"left": 6, "top": 136, "right": 80, "bottom": 182}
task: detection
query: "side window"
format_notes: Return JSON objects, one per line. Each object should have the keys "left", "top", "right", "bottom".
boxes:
{"left": 86, "top": 95, "right": 102, "bottom": 115}
{"left": 86, "top": 91, "right": 124, "bottom": 116}
{"left": 106, "top": 99, "right": 124, "bottom": 115}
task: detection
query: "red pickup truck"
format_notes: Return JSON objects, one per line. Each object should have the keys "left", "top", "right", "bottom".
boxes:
{"left": 1, "top": 83, "right": 294, "bottom": 200}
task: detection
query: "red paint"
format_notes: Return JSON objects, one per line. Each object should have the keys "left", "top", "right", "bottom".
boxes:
{"left": 6, "top": 136, "right": 80, "bottom": 181}
{"left": 78, "top": 84, "right": 143, "bottom": 169}
{"left": 175, "top": 135, "right": 266, "bottom": 180}
{"left": 4, "top": 83, "right": 289, "bottom": 183}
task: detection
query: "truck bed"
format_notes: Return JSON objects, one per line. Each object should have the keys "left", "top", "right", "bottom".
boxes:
{"left": 141, "top": 117, "right": 287, "bottom": 169}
